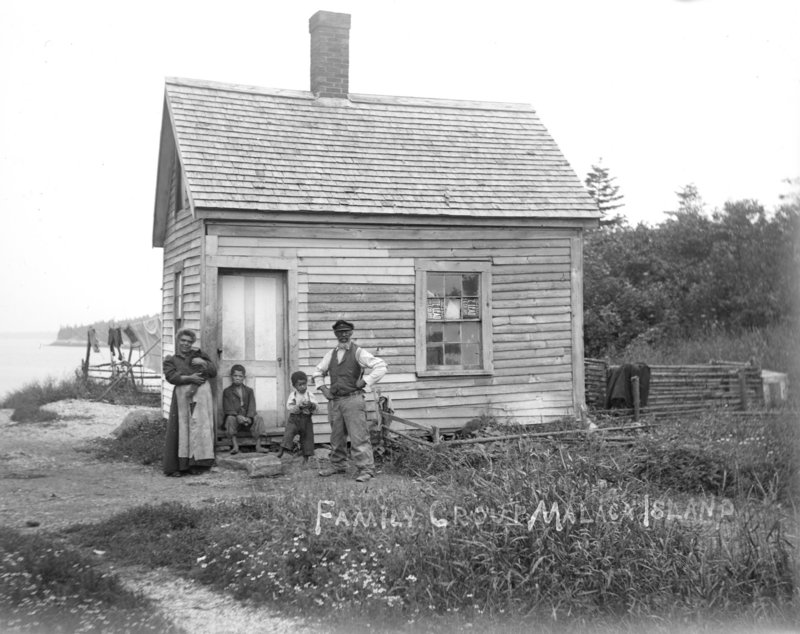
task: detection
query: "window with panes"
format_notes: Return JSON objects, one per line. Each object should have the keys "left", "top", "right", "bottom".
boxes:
{"left": 415, "top": 261, "right": 492, "bottom": 376}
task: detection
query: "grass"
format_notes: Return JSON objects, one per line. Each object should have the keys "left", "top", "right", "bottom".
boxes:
{"left": 0, "top": 526, "right": 178, "bottom": 633}
{"left": 64, "top": 410, "right": 799, "bottom": 633}
{"left": 0, "top": 374, "right": 159, "bottom": 422}
{"left": 628, "top": 411, "right": 800, "bottom": 502}
{"left": 2, "top": 347, "right": 795, "bottom": 631}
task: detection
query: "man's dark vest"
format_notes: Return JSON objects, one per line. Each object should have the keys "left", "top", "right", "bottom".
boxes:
{"left": 328, "top": 344, "right": 362, "bottom": 397}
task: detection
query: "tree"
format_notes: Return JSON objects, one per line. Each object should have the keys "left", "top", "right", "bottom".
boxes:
{"left": 583, "top": 224, "right": 671, "bottom": 356}
{"left": 583, "top": 183, "right": 800, "bottom": 357}
{"left": 673, "top": 183, "right": 705, "bottom": 216}
{"left": 778, "top": 177, "right": 800, "bottom": 206}
{"left": 584, "top": 160, "right": 625, "bottom": 227}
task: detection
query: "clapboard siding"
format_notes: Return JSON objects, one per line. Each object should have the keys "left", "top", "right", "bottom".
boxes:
{"left": 303, "top": 315, "right": 414, "bottom": 326}
{"left": 204, "top": 220, "right": 580, "bottom": 427}
{"left": 159, "top": 165, "right": 204, "bottom": 416}
{"left": 305, "top": 286, "right": 414, "bottom": 302}
{"left": 493, "top": 282, "right": 571, "bottom": 294}
{"left": 494, "top": 295, "right": 571, "bottom": 308}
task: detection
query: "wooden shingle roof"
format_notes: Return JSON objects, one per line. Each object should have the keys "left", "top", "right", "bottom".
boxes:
{"left": 157, "top": 77, "right": 599, "bottom": 228}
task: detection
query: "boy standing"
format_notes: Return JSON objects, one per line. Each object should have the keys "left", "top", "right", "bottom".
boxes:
{"left": 279, "top": 371, "right": 318, "bottom": 462}
{"left": 222, "top": 364, "right": 267, "bottom": 455}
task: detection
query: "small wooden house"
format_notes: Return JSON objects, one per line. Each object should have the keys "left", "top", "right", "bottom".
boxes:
{"left": 152, "top": 11, "right": 600, "bottom": 436}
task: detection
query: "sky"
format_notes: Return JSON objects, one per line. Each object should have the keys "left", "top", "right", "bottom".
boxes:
{"left": 0, "top": 0, "right": 798, "bottom": 333}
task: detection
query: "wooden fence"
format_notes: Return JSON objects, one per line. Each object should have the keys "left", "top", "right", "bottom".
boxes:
{"left": 585, "top": 358, "right": 764, "bottom": 417}
{"left": 584, "top": 358, "right": 608, "bottom": 410}
{"left": 86, "top": 362, "right": 161, "bottom": 392}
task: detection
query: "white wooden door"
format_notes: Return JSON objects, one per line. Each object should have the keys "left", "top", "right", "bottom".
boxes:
{"left": 218, "top": 272, "right": 286, "bottom": 427}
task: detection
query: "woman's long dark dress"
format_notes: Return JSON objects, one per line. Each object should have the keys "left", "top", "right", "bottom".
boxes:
{"left": 162, "top": 349, "right": 217, "bottom": 474}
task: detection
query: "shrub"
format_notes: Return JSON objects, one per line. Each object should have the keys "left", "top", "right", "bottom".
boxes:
{"left": 92, "top": 414, "right": 166, "bottom": 466}
{"left": 1, "top": 374, "right": 158, "bottom": 422}
{"left": 1, "top": 376, "right": 83, "bottom": 410}
{"left": 9, "top": 398, "right": 59, "bottom": 423}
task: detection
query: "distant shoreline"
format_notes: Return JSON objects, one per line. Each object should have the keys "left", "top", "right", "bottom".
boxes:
{"left": 49, "top": 340, "right": 87, "bottom": 348}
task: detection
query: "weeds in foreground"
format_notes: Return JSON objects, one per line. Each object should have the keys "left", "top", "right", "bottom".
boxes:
{"left": 628, "top": 411, "right": 800, "bottom": 502}
{"left": 1, "top": 374, "right": 158, "bottom": 422}
{"left": 67, "top": 503, "right": 206, "bottom": 570}
{"left": 68, "top": 414, "right": 799, "bottom": 631}
{"left": 0, "top": 527, "right": 178, "bottom": 633}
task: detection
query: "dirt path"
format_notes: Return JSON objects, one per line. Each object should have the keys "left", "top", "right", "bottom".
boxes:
{"left": 0, "top": 399, "right": 320, "bottom": 633}
{"left": 0, "top": 400, "right": 268, "bottom": 529}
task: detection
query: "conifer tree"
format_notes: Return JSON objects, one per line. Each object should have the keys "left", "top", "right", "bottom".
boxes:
{"left": 674, "top": 183, "right": 705, "bottom": 215}
{"left": 584, "top": 160, "right": 625, "bottom": 226}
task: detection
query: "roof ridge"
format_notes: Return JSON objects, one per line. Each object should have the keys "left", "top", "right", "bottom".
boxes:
{"left": 165, "top": 77, "right": 536, "bottom": 112}
{"left": 166, "top": 77, "right": 314, "bottom": 101}
{"left": 349, "top": 93, "right": 534, "bottom": 113}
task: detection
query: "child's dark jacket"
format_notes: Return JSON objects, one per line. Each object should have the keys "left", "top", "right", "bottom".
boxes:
{"left": 222, "top": 384, "right": 258, "bottom": 419}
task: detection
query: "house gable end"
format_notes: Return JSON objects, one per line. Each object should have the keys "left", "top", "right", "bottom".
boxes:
{"left": 153, "top": 94, "right": 194, "bottom": 247}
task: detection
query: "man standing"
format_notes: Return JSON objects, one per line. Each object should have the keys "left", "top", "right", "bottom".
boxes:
{"left": 313, "top": 320, "right": 387, "bottom": 482}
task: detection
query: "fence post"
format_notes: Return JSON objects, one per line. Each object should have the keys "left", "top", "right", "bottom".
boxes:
{"left": 83, "top": 330, "right": 92, "bottom": 380}
{"left": 738, "top": 368, "right": 749, "bottom": 411}
{"left": 631, "top": 375, "right": 641, "bottom": 421}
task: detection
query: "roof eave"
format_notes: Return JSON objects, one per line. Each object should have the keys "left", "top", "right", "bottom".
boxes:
{"left": 152, "top": 95, "right": 173, "bottom": 248}
{"left": 193, "top": 206, "right": 601, "bottom": 227}
{"left": 153, "top": 90, "right": 197, "bottom": 246}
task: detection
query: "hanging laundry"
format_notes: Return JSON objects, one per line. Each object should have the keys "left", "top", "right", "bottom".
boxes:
{"left": 123, "top": 324, "right": 141, "bottom": 347}
{"left": 605, "top": 363, "right": 651, "bottom": 409}
{"left": 108, "top": 326, "right": 124, "bottom": 361}
{"left": 125, "top": 317, "right": 162, "bottom": 372}
{"left": 88, "top": 327, "right": 101, "bottom": 353}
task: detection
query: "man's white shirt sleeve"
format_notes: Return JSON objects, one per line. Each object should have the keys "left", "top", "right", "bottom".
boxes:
{"left": 356, "top": 348, "right": 387, "bottom": 388}
{"left": 312, "top": 350, "right": 334, "bottom": 390}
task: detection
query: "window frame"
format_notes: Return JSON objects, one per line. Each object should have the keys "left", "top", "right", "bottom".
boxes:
{"left": 173, "top": 266, "right": 185, "bottom": 337}
{"left": 415, "top": 259, "right": 493, "bottom": 378}
{"left": 173, "top": 155, "right": 184, "bottom": 219}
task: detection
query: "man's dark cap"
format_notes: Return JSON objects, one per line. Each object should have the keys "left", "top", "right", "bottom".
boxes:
{"left": 332, "top": 319, "right": 354, "bottom": 332}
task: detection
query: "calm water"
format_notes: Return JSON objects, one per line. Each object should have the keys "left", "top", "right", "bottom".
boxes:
{"left": 0, "top": 333, "right": 114, "bottom": 401}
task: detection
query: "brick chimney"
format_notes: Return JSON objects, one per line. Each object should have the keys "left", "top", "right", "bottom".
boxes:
{"left": 309, "top": 10, "right": 351, "bottom": 99}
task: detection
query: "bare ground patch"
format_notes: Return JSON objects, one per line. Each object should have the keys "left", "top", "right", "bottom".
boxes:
{"left": 0, "top": 399, "right": 324, "bottom": 633}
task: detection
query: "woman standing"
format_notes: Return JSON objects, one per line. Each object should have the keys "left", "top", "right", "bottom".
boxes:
{"left": 162, "top": 328, "right": 217, "bottom": 476}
